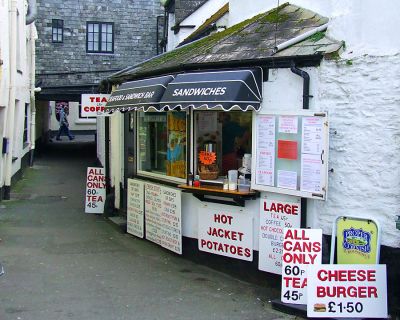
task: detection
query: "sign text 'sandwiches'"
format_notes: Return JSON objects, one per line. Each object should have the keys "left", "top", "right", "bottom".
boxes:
{"left": 172, "top": 87, "right": 227, "bottom": 97}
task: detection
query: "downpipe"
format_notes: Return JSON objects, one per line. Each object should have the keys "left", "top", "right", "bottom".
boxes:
{"left": 290, "top": 62, "right": 312, "bottom": 228}
{"left": 29, "top": 28, "right": 38, "bottom": 167}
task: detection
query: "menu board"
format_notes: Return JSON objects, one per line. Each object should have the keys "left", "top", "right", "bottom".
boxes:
{"left": 258, "top": 197, "right": 301, "bottom": 274}
{"left": 127, "top": 179, "right": 145, "bottom": 238}
{"left": 145, "top": 182, "right": 182, "bottom": 254}
{"left": 255, "top": 115, "right": 275, "bottom": 186}
{"left": 253, "top": 112, "right": 328, "bottom": 200}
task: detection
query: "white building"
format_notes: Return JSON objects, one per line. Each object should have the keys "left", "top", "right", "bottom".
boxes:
{"left": 0, "top": 0, "right": 37, "bottom": 200}
{"left": 100, "top": 0, "right": 400, "bottom": 315}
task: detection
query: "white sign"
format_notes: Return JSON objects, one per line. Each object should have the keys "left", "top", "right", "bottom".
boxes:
{"left": 81, "top": 94, "right": 110, "bottom": 117}
{"left": 258, "top": 198, "right": 301, "bottom": 274}
{"left": 300, "top": 154, "right": 322, "bottom": 193}
{"left": 281, "top": 228, "right": 322, "bottom": 305}
{"left": 307, "top": 264, "right": 388, "bottom": 318}
{"left": 279, "top": 116, "right": 298, "bottom": 134}
{"left": 277, "top": 170, "right": 297, "bottom": 190}
{"left": 127, "top": 179, "right": 144, "bottom": 238}
{"left": 85, "top": 167, "right": 106, "bottom": 214}
{"left": 145, "top": 183, "right": 182, "bottom": 254}
{"left": 302, "top": 117, "right": 323, "bottom": 155}
{"left": 198, "top": 207, "right": 253, "bottom": 261}
{"left": 256, "top": 115, "right": 276, "bottom": 186}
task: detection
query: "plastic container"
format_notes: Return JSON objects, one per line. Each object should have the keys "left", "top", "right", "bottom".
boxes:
{"left": 228, "top": 170, "right": 238, "bottom": 191}
{"left": 238, "top": 178, "right": 250, "bottom": 192}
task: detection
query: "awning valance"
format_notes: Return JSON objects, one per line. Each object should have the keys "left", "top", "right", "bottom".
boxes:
{"left": 159, "top": 68, "right": 262, "bottom": 111}
{"left": 105, "top": 75, "right": 174, "bottom": 113}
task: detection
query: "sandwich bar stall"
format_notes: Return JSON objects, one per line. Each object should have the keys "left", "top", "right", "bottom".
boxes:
{"left": 105, "top": 66, "right": 330, "bottom": 274}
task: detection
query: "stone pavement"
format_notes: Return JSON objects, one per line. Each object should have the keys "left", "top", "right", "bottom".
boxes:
{"left": 0, "top": 137, "right": 296, "bottom": 320}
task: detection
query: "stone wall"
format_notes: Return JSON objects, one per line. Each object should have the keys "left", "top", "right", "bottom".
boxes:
{"left": 35, "top": 0, "right": 163, "bottom": 87}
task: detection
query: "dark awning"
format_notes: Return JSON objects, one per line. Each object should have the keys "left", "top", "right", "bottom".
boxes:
{"left": 105, "top": 75, "right": 174, "bottom": 113}
{"left": 159, "top": 68, "right": 263, "bottom": 111}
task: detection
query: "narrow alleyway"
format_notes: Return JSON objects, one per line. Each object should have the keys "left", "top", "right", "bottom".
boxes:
{"left": 0, "top": 136, "right": 293, "bottom": 320}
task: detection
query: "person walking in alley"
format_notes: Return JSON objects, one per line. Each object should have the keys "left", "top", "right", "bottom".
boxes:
{"left": 56, "top": 107, "right": 74, "bottom": 141}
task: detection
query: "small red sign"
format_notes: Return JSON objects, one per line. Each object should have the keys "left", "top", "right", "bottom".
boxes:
{"left": 278, "top": 140, "right": 298, "bottom": 160}
{"left": 199, "top": 151, "right": 217, "bottom": 165}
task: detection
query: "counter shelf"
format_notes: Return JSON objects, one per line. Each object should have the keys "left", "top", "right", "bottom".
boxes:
{"left": 178, "top": 184, "right": 259, "bottom": 207}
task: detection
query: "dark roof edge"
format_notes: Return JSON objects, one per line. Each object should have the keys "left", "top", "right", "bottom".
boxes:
{"left": 101, "top": 54, "right": 323, "bottom": 89}
{"left": 175, "top": 0, "right": 209, "bottom": 26}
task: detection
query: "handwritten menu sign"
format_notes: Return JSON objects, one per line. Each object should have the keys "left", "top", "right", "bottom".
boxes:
{"left": 145, "top": 182, "right": 182, "bottom": 254}
{"left": 256, "top": 115, "right": 276, "bottom": 186}
{"left": 258, "top": 198, "right": 301, "bottom": 274}
{"left": 127, "top": 179, "right": 145, "bottom": 238}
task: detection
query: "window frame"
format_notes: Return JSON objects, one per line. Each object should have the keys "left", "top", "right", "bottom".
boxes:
{"left": 52, "top": 19, "right": 64, "bottom": 43}
{"left": 86, "top": 21, "right": 114, "bottom": 54}
{"left": 136, "top": 110, "right": 188, "bottom": 184}
{"left": 23, "top": 103, "right": 29, "bottom": 146}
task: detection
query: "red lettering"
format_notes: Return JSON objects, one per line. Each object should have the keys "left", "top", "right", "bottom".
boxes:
{"left": 317, "top": 286, "right": 325, "bottom": 297}
{"left": 214, "top": 214, "right": 233, "bottom": 225}
{"left": 369, "top": 286, "right": 378, "bottom": 298}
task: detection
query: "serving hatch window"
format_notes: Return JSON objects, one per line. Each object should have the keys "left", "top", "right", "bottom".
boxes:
{"left": 137, "top": 111, "right": 187, "bottom": 180}
{"left": 195, "top": 111, "right": 252, "bottom": 179}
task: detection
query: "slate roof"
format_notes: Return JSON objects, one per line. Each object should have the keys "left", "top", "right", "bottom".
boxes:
{"left": 105, "top": 3, "right": 343, "bottom": 85}
{"left": 175, "top": 0, "right": 209, "bottom": 25}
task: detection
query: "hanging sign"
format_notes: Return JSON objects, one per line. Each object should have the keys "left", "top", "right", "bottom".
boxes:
{"left": 332, "top": 216, "right": 380, "bottom": 264}
{"left": 258, "top": 197, "right": 301, "bottom": 274}
{"left": 81, "top": 94, "right": 110, "bottom": 117}
{"left": 307, "top": 264, "right": 388, "bottom": 318}
{"left": 198, "top": 206, "right": 253, "bottom": 261}
{"left": 85, "top": 167, "right": 106, "bottom": 214}
{"left": 281, "top": 228, "right": 322, "bottom": 305}
{"left": 127, "top": 179, "right": 145, "bottom": 238}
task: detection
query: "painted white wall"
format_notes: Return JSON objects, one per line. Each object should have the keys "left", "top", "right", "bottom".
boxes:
{"left": 109, "top": 112, "right": 123, "bottom": 209}
{"left": 229, "top": 0, "right": 400, "bottom": 57}
{"left": 0, "top": 0, "right": 36, "bottom": 188}
{"left": 0, "top": 0, "right": 10, "bottom": 189}
{"left": 169, "top": 0, "right": 228, "bottom": 49}
{"left": 309, "top": 56, "right": 400, "bottom": 247}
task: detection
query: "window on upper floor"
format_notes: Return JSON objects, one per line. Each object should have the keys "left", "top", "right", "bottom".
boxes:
{"left": 52, "top": 19, "right": 63, "bottom": 43}
{"left": 86, "top": 22, "right": 114, "bottom": 54}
